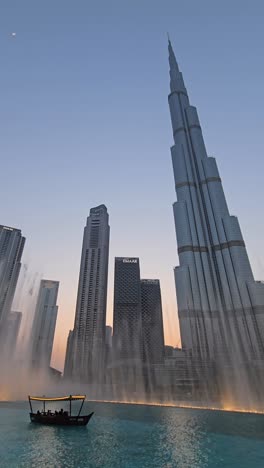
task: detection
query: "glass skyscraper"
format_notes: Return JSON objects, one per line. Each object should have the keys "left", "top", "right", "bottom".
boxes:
{"left": 168, "top": 40, "right": 264, "bottom": 362}
{"left": 141, "top": 279, "right": 164, "bottom": 364}
{"left": 72, "top": 204, "right": 110, "bottom": 382}
{"left": 0, "top": 225, "right": 25, "bottom": 332}
{"left": 63, "top": 329, "right": 74, "bottom": 379}
{"left": 113, "top": 257, "right": 143, "bottom": 361}
{"left": 31, "top": 279, "right": 59, "bottom": 369}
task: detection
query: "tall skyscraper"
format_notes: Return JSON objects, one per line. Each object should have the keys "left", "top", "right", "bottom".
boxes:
{"left": 72, "top": 205, "right": 110, "bottom": 382}
{"left": 141, "top": 279, "right": 165, "bottom": 364}
{"left": 31, "top": 280, "right": 59, "bottom": 369}
{"left": 105, "top": 325, "right": 112, "bottom": 367}
{"left": 113, "top": 257, "right": 143, "bottom": 361}
{"left": 0, "top": 225, "right": 25, "bottom": 331}
{"left": 64, "top": 329, "right": 74, "bottom": 379}
{"left": 168, "top": 40, "right": 264, "bottom": 361}
{"left": 105, "top": 325, "right": 112, "bottom": 348}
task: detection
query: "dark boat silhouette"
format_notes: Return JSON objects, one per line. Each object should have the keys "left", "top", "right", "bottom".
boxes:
{"left": 28, "top": 394, "right": 94, "bottom": 426}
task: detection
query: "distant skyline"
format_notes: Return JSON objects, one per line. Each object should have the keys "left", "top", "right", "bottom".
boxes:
{"left": 1, "top": 1, "right": 264, "bottom": 370}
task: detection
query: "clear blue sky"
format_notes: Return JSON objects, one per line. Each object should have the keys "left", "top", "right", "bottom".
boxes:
{"left": 1, "top": 0, "right": 264, "bottom": 369}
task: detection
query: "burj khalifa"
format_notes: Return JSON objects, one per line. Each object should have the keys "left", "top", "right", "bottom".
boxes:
{"left": 168, "top": 40, "right": 264, "bottom": 363}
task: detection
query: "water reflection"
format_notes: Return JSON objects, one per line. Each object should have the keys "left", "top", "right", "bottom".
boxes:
{"left": 155, "top": 409, "right": 208, "bottom": 468}
{"left": 1, "top": 402, "right": 264, "bottom": 467}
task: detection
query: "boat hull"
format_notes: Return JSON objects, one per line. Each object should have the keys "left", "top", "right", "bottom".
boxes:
{"left": 30, "top": 412, "right": 94, "bottom": 426}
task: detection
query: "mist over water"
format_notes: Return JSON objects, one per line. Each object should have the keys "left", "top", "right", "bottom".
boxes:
{"left": 0, "top": 262, "right": 263, "bottom": 416}
{"left": 13, "top": 269, "right": 41, "bottom": 356}
{"left": 0, "top": 265, "right": 44, "bottom": 400}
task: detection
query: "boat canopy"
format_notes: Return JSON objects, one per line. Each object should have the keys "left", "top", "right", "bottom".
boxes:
{"left": 28, "top": 395, "right": 86, "bottom": 402}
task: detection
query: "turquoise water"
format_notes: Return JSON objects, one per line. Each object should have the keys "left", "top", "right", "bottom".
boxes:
{"left": 0, "top": 401, "right": 264, "bottom": 467}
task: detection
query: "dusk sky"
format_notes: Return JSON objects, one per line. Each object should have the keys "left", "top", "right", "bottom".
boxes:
{"left": 1, "top": 0, "right": 264, "bottom": 370}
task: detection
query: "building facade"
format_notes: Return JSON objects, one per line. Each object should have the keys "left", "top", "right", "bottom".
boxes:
{"left": 105, "top": 325, "right": 112, "bottom": 348}
{"left": 168, "top": 40, "right": 264, "bottom": 361}
{"left": 113, "top": 257, "right": 143, "bottom": 361}
{"left": 72, "top": 205, "right": 110, "bottom": 382}
{"left": 2, "top": 311, "right": 22, "bottom": 359}
{"left": 31, "top": 280, "right": 59, "bottom": 369}
{"left": 141, "top": 279, "right": 164, "bottom": 364}
{"left": 63, "top": 329, "right": 74, "bottom": 379}
{"left": 105, "top": 325, "right": 112, "bottom": 367}
{"left": 0, "top": 225, "right": 25, "bottom": 331}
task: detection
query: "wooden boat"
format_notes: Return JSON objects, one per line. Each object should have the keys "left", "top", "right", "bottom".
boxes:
{"left": 28, "top": 394, "right": 94, "bottom": 426}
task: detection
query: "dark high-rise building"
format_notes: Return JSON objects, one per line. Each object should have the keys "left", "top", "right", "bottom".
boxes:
{"left": 31, "top": 280, "right": 59, "bottom": 369}
{"left": 113, "top": 258, "right": 143, "bottom": 361}
{"left": 72, "top": 205, "right": 110, "bottom": 381}
{"left": 105, "top": 325, "right": 112, "bottom": 348}
{"left": 105, "top": 325, "right": 112, "bottom": 367}
{"left": 168, "top": 40, "right": 264, "bottom": 360}
{"left": 0, "top": 225, "right": 25, "bottom": 331}
{"left": 64, "top": 329, "right": 74, "bottom": 379}
{"left": 141, "top": 279, "right": 165, "bottom": 364}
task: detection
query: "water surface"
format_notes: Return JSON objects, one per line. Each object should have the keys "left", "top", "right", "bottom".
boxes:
{"left": 0, "top": 401, "right": 263, "bottom": 467}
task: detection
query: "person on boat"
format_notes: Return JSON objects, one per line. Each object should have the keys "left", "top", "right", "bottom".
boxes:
{"left": 37, "top": 410, "right": 40, "bottom": 416}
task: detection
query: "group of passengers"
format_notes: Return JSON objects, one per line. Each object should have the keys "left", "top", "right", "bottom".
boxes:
{"left": 36, "top": 408, "right": 69, "bottom": 417}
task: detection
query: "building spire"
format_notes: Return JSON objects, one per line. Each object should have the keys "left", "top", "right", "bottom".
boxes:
{"left": 168, "top": 37, "right": 179, "bottom": 74}
{"left": 168, "top": 38, "right": 186, "bottom": 95}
